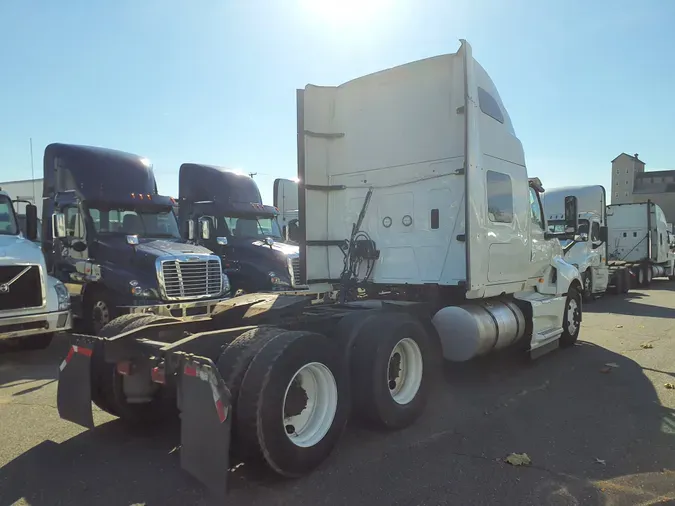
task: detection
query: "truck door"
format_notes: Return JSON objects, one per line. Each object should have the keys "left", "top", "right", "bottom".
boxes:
{"left": 528, "top": 186, "right": 553, "bottom": 278}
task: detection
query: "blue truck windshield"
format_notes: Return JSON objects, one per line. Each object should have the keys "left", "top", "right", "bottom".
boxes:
{"left": 222, "top": 216, "right": 282, "bottom": 239}
{"left": 88, "top": 206, "right": 181, "bottom": 238}
{"left": 0, "top": 196, "right": 19, "bottom": 236}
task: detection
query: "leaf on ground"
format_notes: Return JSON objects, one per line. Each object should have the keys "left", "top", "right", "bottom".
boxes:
{"left": 605, "top": 363, "right": 619, "bottom": 368}
{"left": 640, "top": 343, "right": 654, "bottom": 349}
{"left": 595, "top": 458, "right": 606, "bottom": 465}
{"left": 616, "top": 324, "right": 623, "bottom": 328}
{"left": 665, "top": 383, "right": 675, "bottom": 390}
{"left": 505, "top": 453, "right": 531, "bottom": 466}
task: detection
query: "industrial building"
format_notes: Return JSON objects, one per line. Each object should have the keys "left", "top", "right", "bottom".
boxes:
{"left": 0, "top": 178, "right": 44, "bottom": 217}
{"left": 610, "top": 153, "right": 675, "bottom": 225}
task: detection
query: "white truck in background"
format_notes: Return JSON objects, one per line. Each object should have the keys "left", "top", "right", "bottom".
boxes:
{"left": 273, "top": 177, "right": 300, "bottom": 242}
{"left": 542, "top": 185, "right": 633, "bottom": 300}
{"left": 55, "top": 40, "right": 585, "bottom": 497}
{"left": 607, "top": 201, "right": 675, "bottom": 284}
{"left": 0, "top": 190, "right": 72, "bottom": 351}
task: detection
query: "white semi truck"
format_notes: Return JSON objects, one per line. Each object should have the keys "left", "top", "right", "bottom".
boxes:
{"left": 55, "top": 40, "right": 583, "bottom": 499}
{"left": 542, "top": 185, "right": 633, "bottom": 300}
{"left": 0, "top": 191, "right": 72, "bottom": 350}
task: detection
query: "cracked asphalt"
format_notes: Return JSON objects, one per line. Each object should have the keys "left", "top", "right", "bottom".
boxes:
{"left": 1, "top": 282, "right": 675, "bottom": 506}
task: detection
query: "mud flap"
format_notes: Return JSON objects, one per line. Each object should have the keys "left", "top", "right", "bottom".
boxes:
{"left": 178, "top": 357, "right": 232, "bottom": 501}
{"left": 56, "top": 341, "right": 95, "bottom": 429}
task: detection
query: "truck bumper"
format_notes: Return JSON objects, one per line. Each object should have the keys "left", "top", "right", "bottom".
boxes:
{"left": 0, "top": 310, "right": 72, "bottom": 340}
{"left": 119, "top": 297, "right": 230, "bottom": 319}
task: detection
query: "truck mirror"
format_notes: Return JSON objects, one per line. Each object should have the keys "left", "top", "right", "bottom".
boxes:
{"left": 72, "top": 240, "right": 87, "bottom": 252}
{"left": 216, "top": 236, "right": 228, "bottom": 246}
{"left": 199, "top": 217, "right": 213, "bottom": 240}
{"left": 187, "top": 219, "right": 195, "bottom": 241}
{"left": 288, "top": 219, "right": 300, "bottom": 242}
{"left": 564, "top": 196, "right": 578, "bottom": 234}
{"left": 25, "top": 204, "right": 38, "bottom": 241}
{"left": 52, "top": 212, "right": 66, "bottom": 238}
{"left": 599, "top": 226, "right": 608, "bottom": 243}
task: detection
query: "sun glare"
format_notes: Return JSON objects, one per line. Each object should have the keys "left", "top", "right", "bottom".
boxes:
{"left": 299, "top": 0, "right": 390, "bottom": 24}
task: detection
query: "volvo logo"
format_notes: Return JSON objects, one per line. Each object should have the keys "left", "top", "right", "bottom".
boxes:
{"left": 0, "top": 284, "right": 9, "bottom": 294}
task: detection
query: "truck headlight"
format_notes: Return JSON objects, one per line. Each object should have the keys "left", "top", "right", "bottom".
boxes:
{"left": 222, "top": 272, "right": 231, "bottom": 295}
{"left": 269, "top": 271, "right": 290, "bottom": 288}
{"left": 129, "top": 280, "right": 157, "bottom": 299}
{"left": 54, "top": 281, "right": 71, "bottom": 311}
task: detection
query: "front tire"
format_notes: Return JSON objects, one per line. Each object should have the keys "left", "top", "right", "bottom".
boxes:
{"left": 236, "top": 330, "right": 348, "bottom": 477}
{"left": 560, "top": 287, "right": 582, "bottom": 348}
{"left": 83, "top": 288, "right": 118, "bottom": 335}
{"left": 582, "top": 270, "right": 595, "bottom": 302}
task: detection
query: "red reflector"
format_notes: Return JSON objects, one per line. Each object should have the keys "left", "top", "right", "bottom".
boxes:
{"left": 151, "top": 366, "right": 166, "bottom": 384}
{"left": 184, "top": 365, "right": 198, "bottom": 377}
{"left": 116, "top": 361, "right": 132, "bottom": 375}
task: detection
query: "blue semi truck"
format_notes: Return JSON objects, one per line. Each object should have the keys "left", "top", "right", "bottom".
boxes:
{"left": 41, "top": 143, "right": 230, "bottom": 333}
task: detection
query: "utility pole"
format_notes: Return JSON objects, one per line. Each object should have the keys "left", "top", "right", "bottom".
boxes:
{"left": 29, "top": 138, "right": 36, "bottom": 203}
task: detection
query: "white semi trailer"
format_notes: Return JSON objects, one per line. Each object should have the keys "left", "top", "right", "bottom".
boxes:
{"left": 55, "top": 40, "right": 583, "bottom": 499}
{"left": 606, "top": 201, "right": 675, "bottom": 284}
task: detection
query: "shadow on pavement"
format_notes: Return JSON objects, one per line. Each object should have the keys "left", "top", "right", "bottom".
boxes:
{"left": 0, "top": 334, "right": 70, "bottom": 392}
{"left": 585, "top": 288, "right": 675, "bottom": 318}
{"left": 0, "top": 341, "right": 673, "bottom": 506}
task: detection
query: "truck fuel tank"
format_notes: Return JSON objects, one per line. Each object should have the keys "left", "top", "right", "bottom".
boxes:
{"left": 431, "top": 299, "right": 526, "bottom": 362}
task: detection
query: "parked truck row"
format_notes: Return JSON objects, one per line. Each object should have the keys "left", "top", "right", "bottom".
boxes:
{"left": 542, "top": 185, "right": 675, "bottom": 301}
{"left": 49, "top": 40, "right": 593, "bottom": 500}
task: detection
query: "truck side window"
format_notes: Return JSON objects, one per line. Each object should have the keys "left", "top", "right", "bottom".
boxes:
{"left": 591, "top": 222, "right": 601, "bottom": 242}
{"left": 477, "top": 87, "right": 504, "bottom": 124}
{"left": 486, "top": 171, "right": 513, "bottom": 223}
{"left": 528, "top": 188, "right": 544, "bottom": 229}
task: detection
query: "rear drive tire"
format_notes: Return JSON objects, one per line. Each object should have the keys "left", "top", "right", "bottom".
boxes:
{"left": 644, "top": 264, "right": 653, "bottom": 286}
{"left": 351, "top": 313, "right": 431, "bottom": 430}
{"left": 94, "top": 314, "right": 178, "bottom": 425}
{"left": 622, "top": 269, "right": 631, "bottom": 293}
{"left": 236, "top": 330, "right": 348, "bottom": 478}
{"left": 560, "top": 287, "right": 582, "bottom": 348}
{"left": 93, "top": 313, "right": 155, "bottom": 415}
{"left": 613, "top": 270, "right": 624, "bottom": 295}
{"left": 216, "top": 326, "right": 288, "bottom": 455}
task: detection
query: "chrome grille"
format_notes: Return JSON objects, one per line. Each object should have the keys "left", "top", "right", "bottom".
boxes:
{"left": 160, "top": 257, "right": 222, "bottom": 300}
{"left": 290, "top": 256, "right": 301, "bottom": 287}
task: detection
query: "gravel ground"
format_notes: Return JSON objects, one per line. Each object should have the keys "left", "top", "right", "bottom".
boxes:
{"left": 1, "top": 282, "right": 674, "bottom": 506}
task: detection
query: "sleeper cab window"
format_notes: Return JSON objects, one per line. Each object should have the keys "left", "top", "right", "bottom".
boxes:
{"left": 477, "top": 87, "right": 504, "bottom": 124}
{"left": 487, "top": 170, "right": 513, "bottom": 223}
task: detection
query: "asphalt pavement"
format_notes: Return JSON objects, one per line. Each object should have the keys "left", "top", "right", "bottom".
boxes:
{"left": 1, "top": 282, "right": 674, "bottom": 506}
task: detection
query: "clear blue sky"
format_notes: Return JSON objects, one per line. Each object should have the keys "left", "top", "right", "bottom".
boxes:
{"left": 1, "top": 0, "right": 674, "bottom": 204}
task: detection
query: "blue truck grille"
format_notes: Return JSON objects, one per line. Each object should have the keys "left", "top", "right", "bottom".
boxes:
{"left": 160, "top": 259, "right": 222, "bottom": 300}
